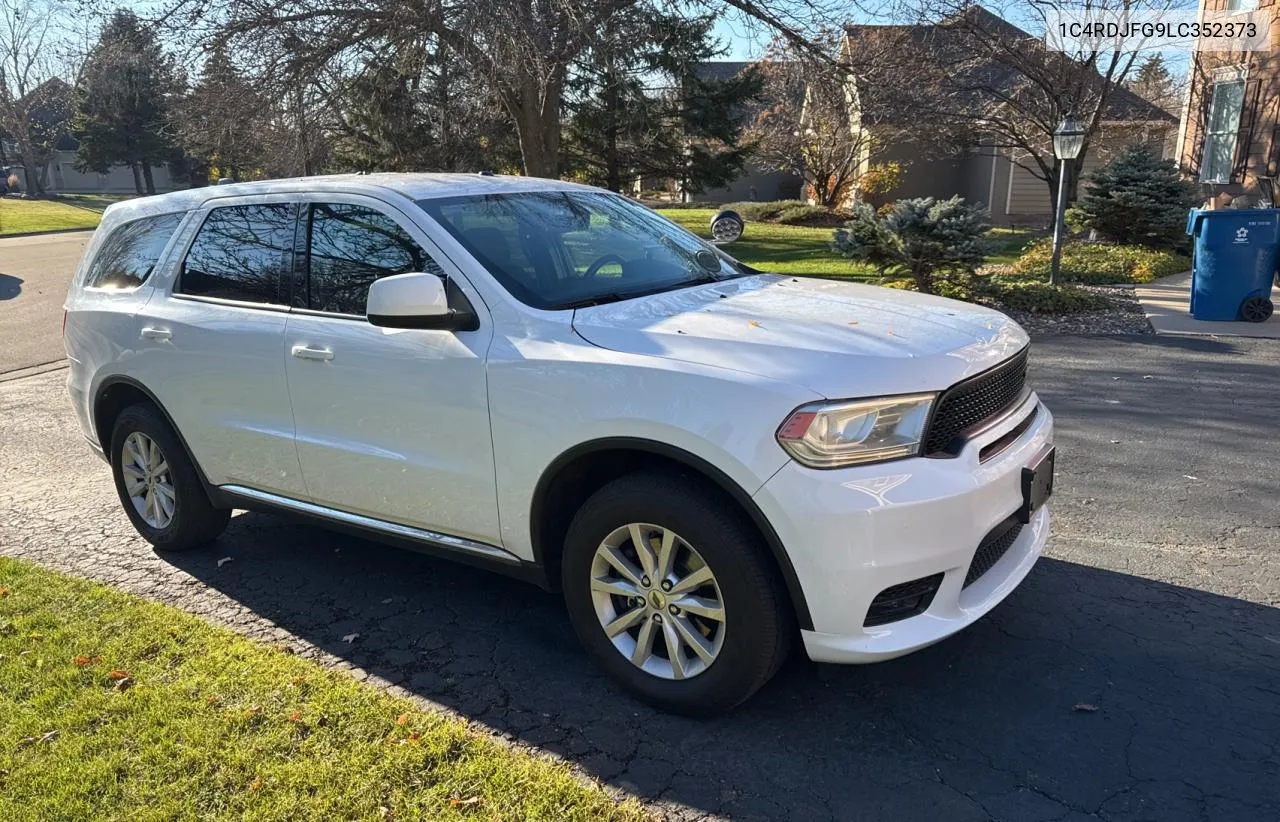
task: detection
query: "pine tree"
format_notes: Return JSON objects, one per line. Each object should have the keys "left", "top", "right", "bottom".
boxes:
{"left": 1076, "top": 145, "right": 1199, "bottom": 248}
{"left": 71, "top": 11, "right": 182, "bottom": 195}
{"left": 562, "top": 10, "right": 761, "bottom": 194}
{"left": 1128, "top": 54, "right": 1178, "bottom": 114}
{"left": 177, "top": 44, "right": 264, "bottom": 183}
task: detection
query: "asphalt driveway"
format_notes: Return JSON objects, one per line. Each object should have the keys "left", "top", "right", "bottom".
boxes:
{"left": 2, "top": 334, "right": 1278, "bottom": 821}
{"left": 0, "top": 231, "right": 92, "bottom": 375}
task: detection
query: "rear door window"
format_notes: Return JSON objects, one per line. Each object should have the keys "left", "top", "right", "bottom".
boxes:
{"left": 179, "top": 204, "right": 295, "bottom": 304}
{"left": 302, "top": 203, "right": 443, "bottom": 316}
{"left": 84, "top": 213, "right": 184, "bottom": 289}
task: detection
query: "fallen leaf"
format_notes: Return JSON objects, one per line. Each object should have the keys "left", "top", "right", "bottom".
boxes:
{"left": 0, "top": 587, "right": 9, "bottom": 597}
{"left": 1073, "top": 703, "right": 1099, "bottom": 712}
{"left": 1109, "top": 440, "right": 1121, "bottom": 445}
{"left": 381, "top": 597, "right": 394, "bottom": 604}
{"left": 748, "top": 320, "right": 761, "bottom": 327}
{"left": 342, "top": 633, "right": 359, "bottom": 644}
{"left": 248, "top": 778, "right": 262, "bottom": 791}
{"left": 28, "top": 632, "right": 42, "bottom": 639}
{"left": 1142, "top": 375, "right": 1153, "bottom": 380}
{"left": 244, "top": 706, "right": 261, "bottom": 718}
{"left": 216, "top": 557, "right": 233, "bottom": 568}
{"left": 205, "top": 696, "right": 218, "bottom": 706}
{"left": 395, "top": 713, "right": 410, "bottom": 726}
{"left": 287, "top": 711, "right": 302, "bottom": 722}
{"left": 450, "top": 797, "right": 483, "bottom": 808}
{"left": 407, "top": 731, "right": 420, "bottom": 742}
{"left": 847, "top": 320, "right": 859, "bottom": 325}
{"left": 107, "top": 670, "right": 130, "bottom": 680}
{"left": 290, "top": 676, "right": 305, "bottom": 686}
{"left": 74, "top": 655, "right": 101, "bottom": 666}
{"left": 113, "top": 677, "right": 135, "bottom": 692}
{"left": 1184, "top": 475, "right": 1200, "bottom": 481}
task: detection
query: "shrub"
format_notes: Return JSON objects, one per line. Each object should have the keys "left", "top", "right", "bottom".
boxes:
{"left": 5, "top": 173, "right": 19, "bottom": 193}
{"left": 831, "top": 196, "right": 990, "bottom": 295}
{"left": 1012, "top": 238, "right": 1187, "bottom": 284}
{"left": 776, "top": 203, "right": 841, "bottom": 226}
{"left": 723, "top": 199, "right": 809, "bottom": 221}
{"left": 977, "top": 278, "right": 1112, "bottom": 314}
{"left": 857, "top": 162, "right": 903, "bottom": 206}
{"left": 1074, "top": 145, "right": 1200, "bottom": 248}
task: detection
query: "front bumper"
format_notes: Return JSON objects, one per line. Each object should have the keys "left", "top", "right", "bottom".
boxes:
{"left": 753, "top": 392, "right": 1053, "bottom": 664}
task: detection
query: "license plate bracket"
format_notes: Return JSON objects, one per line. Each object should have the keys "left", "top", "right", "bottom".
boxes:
{"left": 1018, "top": 446, "right": 1055, "bottom": 524}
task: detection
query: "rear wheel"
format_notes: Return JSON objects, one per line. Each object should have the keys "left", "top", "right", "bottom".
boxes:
{"left": 561, "top": 472, "right": 792, "bottom": 715}
{"left": 109, "top": 403, "right": 230, "bottom": 551}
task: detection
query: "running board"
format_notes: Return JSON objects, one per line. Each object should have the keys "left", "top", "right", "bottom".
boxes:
{"left": 219, "top": 485, "right": 522, "bottom": 565}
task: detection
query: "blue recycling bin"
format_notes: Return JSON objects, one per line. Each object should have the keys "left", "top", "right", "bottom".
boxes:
{"left": 1186, "top": 208, "right": 1279, "bottom": 322}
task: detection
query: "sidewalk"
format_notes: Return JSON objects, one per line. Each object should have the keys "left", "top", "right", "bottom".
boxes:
{"left": 1135, "top": 271, "right": 1280, "bottom": 338}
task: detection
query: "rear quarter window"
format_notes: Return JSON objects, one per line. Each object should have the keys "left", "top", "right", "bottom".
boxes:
{"left": 83, "top": 213, "right": 185, "bottom": 290}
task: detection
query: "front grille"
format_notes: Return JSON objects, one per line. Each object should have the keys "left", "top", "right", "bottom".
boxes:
{"left": 924, "top": 347, "right": 1030, "bottom": 456}
{"left": 963, "top": 519, "right": 1023, "bottom": 588}
{"left": 864, "top": 573, "right": 944, "bottom": 627}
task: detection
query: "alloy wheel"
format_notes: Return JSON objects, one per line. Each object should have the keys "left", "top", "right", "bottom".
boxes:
{"left": 589, "top": 523, "right": 726, "bottom": 680}
{"left": 121, "top": 431, "right": 175, "bottom": 529}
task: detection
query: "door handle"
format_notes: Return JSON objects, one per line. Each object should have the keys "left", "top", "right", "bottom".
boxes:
{"left": 140, "top": 327, "right": 171, "bottom": 341}
{"left": 291, "top": 344, "right": 334, "bottom": 362}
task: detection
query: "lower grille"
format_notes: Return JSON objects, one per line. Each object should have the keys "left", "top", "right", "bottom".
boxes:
{"left": 963, "top": 519, "right": 1023, "bottom": 588}
{"left": 864, "top": 573, "right": 944, "bottom": 627}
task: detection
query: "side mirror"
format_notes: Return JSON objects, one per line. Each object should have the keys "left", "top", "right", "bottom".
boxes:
{"left": 367, "top": 273, "right": 478, "bottom": 331}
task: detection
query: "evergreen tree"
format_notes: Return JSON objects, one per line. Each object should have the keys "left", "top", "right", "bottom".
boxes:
{"left": 1128, "top": 54, "right": 1178, "bottom": 114}
{"left": 1076, "top": 145, "right": 1199, "bottom": 248}
{"left": 330, "top": 43, "right": 519, "bottom": 173}
{"left": 71, "top": 10, "right": 182, "bottom": 195}
{"left": 177, "top": 44, "right": 264, "bottom": 183}
{"left": 562, "top": 10, "right": 761, "bottom": 194}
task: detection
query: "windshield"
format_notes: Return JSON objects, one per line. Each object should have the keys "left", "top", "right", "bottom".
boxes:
{"left": 418, "top": 191, "right": 746, "bottom": 310}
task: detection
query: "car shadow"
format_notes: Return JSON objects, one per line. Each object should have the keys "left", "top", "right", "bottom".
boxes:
{"left": 0, "top": 273, "right": 22, "bottom": 300}
{"left": 166, "top": 516, "right": 1280, "bottom": 820}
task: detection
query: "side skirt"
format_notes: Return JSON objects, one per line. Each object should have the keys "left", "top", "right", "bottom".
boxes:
{"left": 213, "top": 485, "right": 552, "bottom": 589}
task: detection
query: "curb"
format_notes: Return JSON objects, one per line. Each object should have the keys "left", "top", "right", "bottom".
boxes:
{"left": 0, "top": 227, "right": 97, "bottom": 240}
{"left": 0, "top": 359, "right": 69, "bottom": 383}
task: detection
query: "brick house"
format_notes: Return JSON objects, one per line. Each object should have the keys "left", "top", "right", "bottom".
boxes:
{"left": 1178, "top": 0, "right": 1280, "bottom": 206}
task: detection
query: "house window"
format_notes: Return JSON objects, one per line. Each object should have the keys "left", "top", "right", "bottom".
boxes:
{"left": 1201, "top": 75, "right": 1246, "bottom": 183}
{"left": 1225, "top": 0, "right": 1257, "bottom": 12}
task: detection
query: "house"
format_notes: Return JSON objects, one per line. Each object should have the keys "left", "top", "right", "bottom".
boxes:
{"left": 840, "top": 8, "right": 1176, "bottom": 222}
{"left": 1177, "top": 0, "right": 1279, "bottom": 207}
{"left": 684, "top": 61, "right": 804, "bottom": 203}
{"left": 1, "top": 79, "right": 179, "bottom": 195}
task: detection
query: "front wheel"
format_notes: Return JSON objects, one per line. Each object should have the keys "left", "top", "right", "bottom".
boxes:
{"left": 561, "top": 472, "right": 792, "bottom": 715}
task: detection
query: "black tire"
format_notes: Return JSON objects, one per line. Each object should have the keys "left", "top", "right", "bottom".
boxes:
{"left": 109, "top": 403, "right": 230, "bottom": 551}
{"left": 561, "top": 472, "right": 793, "bottom": 715}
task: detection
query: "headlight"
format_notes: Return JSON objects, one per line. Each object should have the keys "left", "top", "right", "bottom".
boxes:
{"left": 776, "top": 393, "right": 936, "bottom": 468}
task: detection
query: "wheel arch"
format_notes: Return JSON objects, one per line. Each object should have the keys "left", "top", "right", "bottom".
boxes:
{"left": 92, "top": 376, "right": 220, "bottom": 504}
{"left": 530, "top": 437, "right": 814, "bottom": 630}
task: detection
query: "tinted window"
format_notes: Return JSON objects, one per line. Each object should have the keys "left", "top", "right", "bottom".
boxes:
{"left": 304, "top": 203, "right": 443, "bottom": 315}
{"left": 180, "top": 204, "right": 294, "bottom": 304}
{"left": 84, "top": 213, "right": 183, "bottom": 289}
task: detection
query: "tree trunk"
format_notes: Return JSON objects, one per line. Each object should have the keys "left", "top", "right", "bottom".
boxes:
{"left": 142, "top": 163, "right": 156, "bottom": 195}
{"left": 131, "top": 163, "right": 145, "bottom": 196}
{"left": 20, "top": 157, "right": 43, "bottom": 197}
{"left": 509, "top": 72, "right": 563, "bottom": 179}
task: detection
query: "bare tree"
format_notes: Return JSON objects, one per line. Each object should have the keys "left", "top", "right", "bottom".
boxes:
{"left": 158, "top": 0, "right": 884, "bottom": 179}
{"left": 889, "top": 0, "right": 1170, "bottom": 214}
{"left": 0, "top": 0, "right": 67, "bottom": 195}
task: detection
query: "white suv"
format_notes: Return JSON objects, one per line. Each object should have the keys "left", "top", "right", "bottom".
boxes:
{"left": 64, "top": 174, "right": 1054, "bottom": 714}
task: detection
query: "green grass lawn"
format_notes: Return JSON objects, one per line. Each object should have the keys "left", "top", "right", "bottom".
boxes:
{"left": 657, "top": 208, "right": 1042, "bottom": 279}
{"left": 0, "top": 558, "right": 643, "bottom": 822}
{"left": 0, "top": 198, "right": 102, "bottom": 235}
{"left": 54, "top": 193, "right": 135, "bottom": 212}
{"left": 657, "top": 208, "right": 876, "bottom": 279}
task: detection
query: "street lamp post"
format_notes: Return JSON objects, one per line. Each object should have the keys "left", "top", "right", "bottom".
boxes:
{"left": 1049, "top": 116, "right": 1086, "bottom": 285}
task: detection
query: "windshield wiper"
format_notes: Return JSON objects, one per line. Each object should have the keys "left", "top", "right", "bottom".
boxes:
{"left": 558, "top": 275, "right": 723, "bottom": 310}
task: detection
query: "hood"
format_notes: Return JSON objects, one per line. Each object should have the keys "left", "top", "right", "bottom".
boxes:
{"left": 571, "top": 275, "right": 1028, "bottom": 398}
